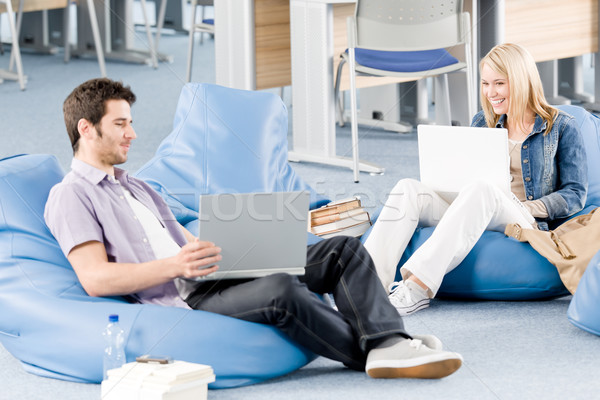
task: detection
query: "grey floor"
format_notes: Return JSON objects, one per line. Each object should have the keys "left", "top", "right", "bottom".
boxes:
{"left": 1, "top": 17, "right": 600, "bottom": 400}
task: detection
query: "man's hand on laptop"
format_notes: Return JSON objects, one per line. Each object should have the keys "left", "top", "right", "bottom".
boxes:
{"left": 174, "top": 239, "right": 221, "bottom": 279}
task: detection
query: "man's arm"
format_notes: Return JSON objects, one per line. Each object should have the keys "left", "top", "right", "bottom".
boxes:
{"left": 68, "top": 239, "right": 221, "bottom": 297}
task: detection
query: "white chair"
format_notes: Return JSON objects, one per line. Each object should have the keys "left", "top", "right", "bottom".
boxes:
{"left": 336, "top": 0, "right": 475, "bottom": 182}
{"left": 186, "top": 0, "right": 214, "bottom": 83}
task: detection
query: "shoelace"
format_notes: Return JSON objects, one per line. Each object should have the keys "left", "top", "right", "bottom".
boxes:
{"left": 388, "top": 281, "right": 413, "bottom": 307}
{"left": 409, "top": 338, "right": 423, "bottom": 350}
{"left": 388, "top": 281, "right": 403, "bottom": 293}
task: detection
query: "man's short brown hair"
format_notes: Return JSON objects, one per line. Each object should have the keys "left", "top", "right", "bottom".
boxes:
{"left": 63, "top": 78, "right": 136, "bottom": 154}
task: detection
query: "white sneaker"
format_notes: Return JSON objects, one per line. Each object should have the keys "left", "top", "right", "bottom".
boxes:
{"left": 366, "top": 338, "right": 462, "bottom": 379}
{"left": 388, "top": 280, "right": 430, "bottom": 316}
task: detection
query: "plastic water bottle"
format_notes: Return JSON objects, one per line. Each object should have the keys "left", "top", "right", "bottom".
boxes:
{"left": 102, "top": 314, "right": 126, "bottom": 381}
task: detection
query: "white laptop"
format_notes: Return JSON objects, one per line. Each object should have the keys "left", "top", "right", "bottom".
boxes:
{"left": 417, "top": 124, "right": 510, "bottom": 204}
{"left": 195, "top": 191, "right": 310, "bottom": 280}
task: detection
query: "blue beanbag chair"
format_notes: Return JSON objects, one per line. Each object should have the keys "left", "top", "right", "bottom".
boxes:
{"left": 0, "top": 156, "right": 313, "bottom": 388}
{"left": 369, "top": 104, "right": 600, "bottom": 300}
{"left": 567, "top": 250, "right": 600, "bottom": 336}
{"left": 136, "top": 83, "right": 328, "bottom": 229}
{"left": 0, "top": 83, "right": 329, "bottom": 388}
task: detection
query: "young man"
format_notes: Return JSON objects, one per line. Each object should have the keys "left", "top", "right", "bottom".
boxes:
{"left": 45, "top": 78, "right": 463, "bottom": 379}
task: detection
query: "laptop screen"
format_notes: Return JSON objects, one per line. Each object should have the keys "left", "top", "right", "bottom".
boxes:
{"left": 196, "top": 191, "right": 310, "bottom": 280}
{"left": 417, "top": 125, "right": 510, "bottom": 203}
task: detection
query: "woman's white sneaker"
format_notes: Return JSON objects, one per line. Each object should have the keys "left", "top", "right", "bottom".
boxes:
{"left": 388, "top": 280, "right": 430, "bottom": 316}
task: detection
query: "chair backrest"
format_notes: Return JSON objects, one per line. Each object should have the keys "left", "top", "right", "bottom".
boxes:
{"left": 353, "top": 0, "right": 468, "bottom": 51}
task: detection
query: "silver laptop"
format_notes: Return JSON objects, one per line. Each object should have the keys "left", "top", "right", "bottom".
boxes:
{"left": 195, "top": 191, "right": 310, "bottom": 280}
{"left": 417, "top": 124, "right": 510, "bottom": 204}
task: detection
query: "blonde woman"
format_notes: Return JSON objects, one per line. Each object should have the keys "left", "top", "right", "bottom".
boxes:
{"left": 364, "top": 43, "right": 587, "bottom": 316}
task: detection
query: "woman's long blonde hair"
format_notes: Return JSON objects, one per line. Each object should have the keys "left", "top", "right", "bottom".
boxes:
{"left": 479, "top": 43, "right": 557, "bottom": 134}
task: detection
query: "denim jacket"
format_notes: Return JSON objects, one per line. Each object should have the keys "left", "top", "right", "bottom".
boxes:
{"left": 471, "top": 110, "right": 587, "bottom": 230}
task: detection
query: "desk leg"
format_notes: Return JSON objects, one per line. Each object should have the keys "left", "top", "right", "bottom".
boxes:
{"left": 558, "top": 57, "right": 594, "bottom": 103}
{"left": 584, "top": 4, "right": 600, "bottom": 112}
{"left": 537, "top": 60, "right": 571, "bottom": 105}
{"left": 214, "top": 0, "right": 255, "bottom": 90}
{"left": 585, "top": 51, "right": 600, "bottom": 112}
{"left": 288, "top": 0, "right": 383, "bottom": 175}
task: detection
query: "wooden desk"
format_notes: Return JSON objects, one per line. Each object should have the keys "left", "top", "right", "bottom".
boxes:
{"left": 504, "top": 0, "right": 597, "bottom": 62}
{"left": 0, "top": 0, "right": 64, "bottom": 13}
{"left": 478, "top": 0, "right": 598, "bottom": 105}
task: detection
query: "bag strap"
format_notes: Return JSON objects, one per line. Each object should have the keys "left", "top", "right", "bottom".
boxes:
{"left": 504, "top": 223, "right": 525, "bottom": 241}
{"left": 505, "top": 223, "right": 576, "bottom": 260}
{"left": 549, "top": 231, "right": 576, "bottom": 259}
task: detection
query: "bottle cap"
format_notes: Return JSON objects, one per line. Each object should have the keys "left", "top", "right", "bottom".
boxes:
{"left": 108, "top": 314, "right": 119, "bottom": 323}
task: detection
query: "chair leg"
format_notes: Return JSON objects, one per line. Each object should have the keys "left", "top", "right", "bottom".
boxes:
{"left": 8, "top": 0, "right": 23, "bottom": 73}
{"left": 199, "top": 5, "right": 205, "bottom": 45}
{"left": 348, "top": 48, "right": 360, "bottom": 183}
{"left": 334, "top": 57, "right": 346, "bottom": 127}
{"left": 434, "top": 74, "right": 452, "bottom": 125}
{"left": 465, "top": 43, "right": 476, "bottom": 118}
{"left": 139, "top": 0, "right": 158, "bottom": 69}
{"left": 4, "top": 0, "right": 25, "bottom": 90}
{"left": 154, "top": 0, "right": 168, "bottom": 57}
{"left": 415, "top": 79, "right": 429, "bottom": 123}
{"left": 86, "top": 0, "right": 107, "bottom": 77}
{"left": 63, "top": 2, "right": 71, "bottom": 64}
{"left": 186, "top": 0, "right": 198, "bottom": 82}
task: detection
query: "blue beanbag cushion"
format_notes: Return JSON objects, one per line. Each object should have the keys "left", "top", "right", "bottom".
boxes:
{"left": 567, "top": 250, "right": 600, "bottom": 336}
{"left": 0, "top": 158, "right": 315, "bottom": 384}
{"left": 365, "top": 104, "right": 600, "bottom": 300}
{"left": 397, "top": 228, "right": 569, "bottom": 300}
{"left": 135, "top": 83, "right": 328, "bottom": 232}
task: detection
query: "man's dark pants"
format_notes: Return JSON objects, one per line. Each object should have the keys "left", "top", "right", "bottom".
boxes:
{"left": 185, "top": 236, "right": 408, "bottom": 370}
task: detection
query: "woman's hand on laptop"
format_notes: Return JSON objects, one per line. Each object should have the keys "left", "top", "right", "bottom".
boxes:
{"left": 175, "top": 238, "right": 221, "bottom": 279}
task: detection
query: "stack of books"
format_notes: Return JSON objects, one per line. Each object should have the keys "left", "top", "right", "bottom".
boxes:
{"left": 101, "top": 360, "right": 215, "bottom": 400}
{"left": 310, "top": 197, "right": 371, "bottom": 239}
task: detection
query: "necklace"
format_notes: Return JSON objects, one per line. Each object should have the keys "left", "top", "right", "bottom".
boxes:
{"left": 508, "top": 139, "right": 522, "bottom": 155}
{"left": 507, "top": 118, "right": 535, "bottom": 141}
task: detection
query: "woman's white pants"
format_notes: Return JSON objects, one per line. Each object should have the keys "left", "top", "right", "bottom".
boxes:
{"left": 363, "top": 179, "right": 534, "bottom": 297}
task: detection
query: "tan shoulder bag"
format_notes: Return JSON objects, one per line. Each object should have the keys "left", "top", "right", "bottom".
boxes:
{"left": 504, "top": 208, "right": 600, "bottom": 294}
